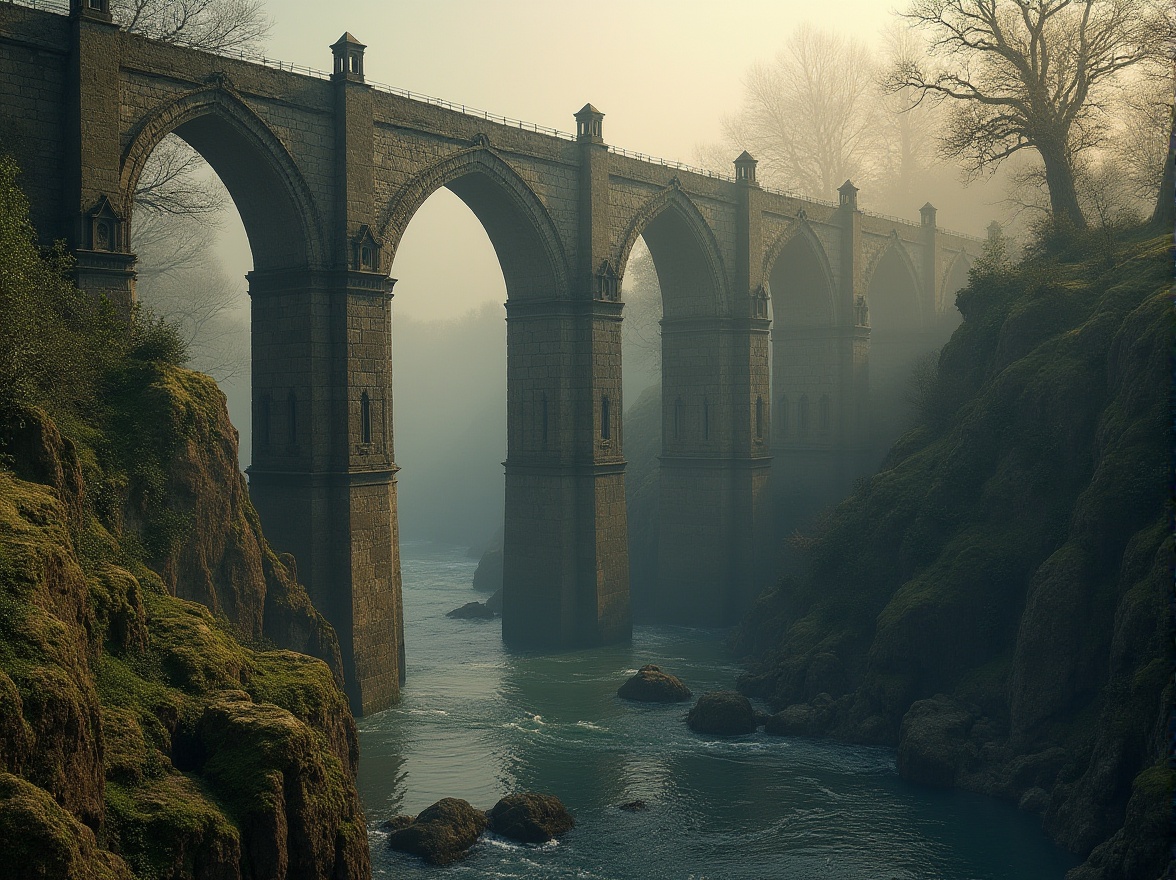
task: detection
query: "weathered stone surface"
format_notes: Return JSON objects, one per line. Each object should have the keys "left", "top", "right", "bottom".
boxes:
{"left": 485, "top": 588, "right": 503, "bottom": 615}
{"left": 472, "top": 547, "right": 503, "bottom": 593}
{"left": 687, "top": 691, "right": 757, "bottom": 736}
{"left": 617, "top": 664, "right": 691, "bottom": 703}
{"left": 488, "top": 793, "right": 574, "bottom": 843}
{"left": 446, "top": 600, "right": 495, "bottom": 620}
{"left": 0, "top": 0, "right": 976, "bottom": 694}
{"left": 378, "top": 815, "right": 415, "bottom": 834}
{"left": 387, "top": 798, "right": 488, "bottom": 865}
{"left": 897, "top": 696, "right": 977, "bottom": 788}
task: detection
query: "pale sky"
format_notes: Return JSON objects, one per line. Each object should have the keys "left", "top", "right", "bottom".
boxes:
{"left": 217, "top": 0, "right": 906, "bottom": 320}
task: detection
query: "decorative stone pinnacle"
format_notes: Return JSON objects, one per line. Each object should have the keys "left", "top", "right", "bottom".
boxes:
{"left": 331, "top": 33, "right": 367, "bottom": 82}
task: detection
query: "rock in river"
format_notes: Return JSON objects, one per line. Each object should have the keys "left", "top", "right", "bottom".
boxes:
{"left": 617, "top": 664, "right": 692, "bottom": 703}
{"left": 488, "top": 793, "right": 575, "bottom": 843}
{"left": 446, "top": 600, "right": 495, "bottom": 620}
{"left": 687, "top": 690, "right": 756, "bottom": 735}
{"left": 386, "top": 797, "right": 488, "bottom": 865}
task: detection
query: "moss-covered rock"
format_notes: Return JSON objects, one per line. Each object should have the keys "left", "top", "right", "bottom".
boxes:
{"left": 387, "top": 798, "right": 488, "bottom": 865}
{"left": 735, "top": 229, "right": 1171, "bottom": 878}
{"left": 687, "top": 691, "right": 757, "bottom": 735}
{"left": 617, "top": 664, "right": 692, "bottom": 703}
{"left": 0, "top": 772, "right": 133, "bottom": 880}
{"left": 487, "top": 792, "right": 574, "bottom": 843}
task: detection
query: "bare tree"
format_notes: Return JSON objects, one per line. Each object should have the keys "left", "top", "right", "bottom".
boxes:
{"left": 112, "top": 0, "right": 270, "bottom": 53}
{"left": 874, "top": 23, "right": 945, "bottom": 205}
{"left": 724, "top": 25, "right": 881, "bottom": 199}
{"left": 890, "top": 0, "right": 1169, "bottom": 229}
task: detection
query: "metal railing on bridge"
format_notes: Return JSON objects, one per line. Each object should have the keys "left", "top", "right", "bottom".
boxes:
{"left": 4, "top": 0, "right": 985, "bottom": 243}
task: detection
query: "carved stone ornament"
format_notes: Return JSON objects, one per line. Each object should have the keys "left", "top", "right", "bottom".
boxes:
{"left": 352, "top": 224, "right": 382, "bottom": 272}
{"left": 86, "top": 195, "right": 124, "bottom": 252}
{"left": 595, "top": 259, "right": 619, "bottom": 301}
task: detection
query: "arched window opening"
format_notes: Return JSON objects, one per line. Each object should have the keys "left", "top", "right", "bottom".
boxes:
{"left": 674, "top": 397, "right": 684, "bottom": 440}
{"left": 703, "top": 399, "right": 710, "bottom": 440}
{"left": 756, "top": 396, "right": 764, "bottom": 439}
{"left": 257, "top": 394, "right": 271, "bottom": 448}
{"left": 819, "top": 395, "right": 831, "bottom": 432}
{"left": 541, "top": 393, "right": 549, "bottom": 447}
{"left": 361, "top": 391, "right": 372, "bottom": 445}
{"left": 287, "top": 391, "right": 298, "bottom": 448}
{"left": 601, "top": 395, "right": 611, "bottom": 441}
{"left": 798, "top": 394, "right": 810, "bottom": 437}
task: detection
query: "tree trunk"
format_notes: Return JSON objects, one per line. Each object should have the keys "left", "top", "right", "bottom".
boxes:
{"left": 1151, "top": 113, "right": 1174, "bottom": 228}
{"left": 1038, "top": 140, "right": 1087, "bottom": 230}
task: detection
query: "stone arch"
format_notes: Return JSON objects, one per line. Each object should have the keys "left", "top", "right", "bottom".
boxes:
{"left": 119, "top": 84, "right": 325, "bottom": 270}
{"left": 378, "top": 146, "right": 570, "bottom": 300}
{"left": 613, "top": 183, "right": 731, "bottom": 318}
{"left": 762, "top": 216, "right": 838, "bottom": 327}
{"left": 863, "top": 233, "right": 924, "bottom": 331}
{"left": 939, "top": 251, "right": 973, "bottom": 312}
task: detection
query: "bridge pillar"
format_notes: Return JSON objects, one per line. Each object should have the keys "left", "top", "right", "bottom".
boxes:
{"left": 501, "top": 103, "right": 631, "bottom": 648}
{"left": 65, "top": 0, "right": 136, "bottom": 312}
{"left": 247, "top": 33, "right": 403, "bottom": 717}
{"left": 654, "top": 153, "right": 772, "bottom": 625}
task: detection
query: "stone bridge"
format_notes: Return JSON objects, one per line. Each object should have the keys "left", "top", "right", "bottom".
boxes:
{"left": 0, "top": 0, "right": 981, "bottom": 715}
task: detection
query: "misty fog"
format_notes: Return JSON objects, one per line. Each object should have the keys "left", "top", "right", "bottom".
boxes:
{"left": 129, "top": 2, "right": 1158, "bottom": 563}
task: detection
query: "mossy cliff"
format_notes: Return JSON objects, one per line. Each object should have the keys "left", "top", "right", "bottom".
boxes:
{"left": 0, "top": 156, "right": 370, "bottom": 878}
{"left": 736, "top": 228, "right": 1172, "bottom": 879}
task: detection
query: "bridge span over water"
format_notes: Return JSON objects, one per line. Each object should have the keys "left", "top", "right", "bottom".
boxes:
{"left": 0, "top": 0, "right": 980, "bottom": 714}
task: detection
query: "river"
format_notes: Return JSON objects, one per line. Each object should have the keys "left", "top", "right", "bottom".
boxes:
{"left": 358, "top": 541, "right": 1078, "bottom": 879}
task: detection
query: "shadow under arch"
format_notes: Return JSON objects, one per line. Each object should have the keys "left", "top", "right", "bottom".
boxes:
{"left": 864, "top": 235, "right": 924, "bottom": 332}
{"left": 940, "top": 251, "right": 973, "bottom": 313}
{"left": 378, "top": 147, "right": 570, "bottom": 300}
{"left": 762, "top": 217, "right": 838, "bottom": 327}
{"left": 119, "top": 85, "right": 325, "bottom": 271}
{"left": 614, "top": 184, "right": 731, "bottom": 319}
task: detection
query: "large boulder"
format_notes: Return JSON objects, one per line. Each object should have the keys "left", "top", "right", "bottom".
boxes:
{"left": 487, "top": 793, "right": 574, "bottom": 843}
{"left": 387, "top": 798, "right": 488, "bottom": 865}
{"left": 764, "top": 693, "right": 836, "bottom": 737}
{"left": 686, "top": 691, "right": 756, "bottom": 735}
{"left": 472, "top": 548, "right": 503, "bottom": 593}
{"left": 485, "top": 589, "right": 503, "bottom": 615}
{"left": 446, "top": 601, "right": 495, "bottom": 620}
{"left": 896, "top": 696, "right": 977, "bottom": 787}
{"left": 617, "top": 665, "right": 692, "bottom": 703}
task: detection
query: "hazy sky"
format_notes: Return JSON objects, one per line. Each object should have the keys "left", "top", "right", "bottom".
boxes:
{"left": 215, "top": 0, "right": 904, "bottom": 320}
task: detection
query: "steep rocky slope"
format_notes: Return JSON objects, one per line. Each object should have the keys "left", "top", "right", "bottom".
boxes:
{"left": 0, "top": 156, "right": 369, "bottom": 879}
{"left": 736, "top": 229, "right": 1171, "bottom": 879}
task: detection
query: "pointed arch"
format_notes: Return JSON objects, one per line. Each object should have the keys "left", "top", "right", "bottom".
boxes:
{"left": 119, "top": 84, "right": 326, "bottom": 269}
{"left": 761, "top": 215, "right": 836, "bottom": 298}
{"left": 864, "top": 233, "right": 924, "bottom": 332}
{"left": 378, "top": 146, "right": 571, "bottom": 300}
{"left": 939, "top": 250, "right": 973, "bottom": 312}
{"left": 764, "top": 216, "right": 838, "bottom": 328}
{"left": 613, "top": 183, "right": 731, "bottom": 317}
{"left": 863, "top": 234, "right": 922, "bottom": 301}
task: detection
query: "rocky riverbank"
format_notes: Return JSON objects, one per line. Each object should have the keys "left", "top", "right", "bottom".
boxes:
{"left": 734, "top": 227, "right": 1172, "bottom": 880}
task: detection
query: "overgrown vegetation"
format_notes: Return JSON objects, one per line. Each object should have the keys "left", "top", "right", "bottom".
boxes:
{"left": 0, "top": 156, "right": 367, "bottom": 878}
{"left": 736, "top": 217, "right": 1171, "bottom": 878}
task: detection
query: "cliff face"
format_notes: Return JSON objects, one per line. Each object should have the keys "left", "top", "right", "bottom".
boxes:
{"left": 736, "top": 230, "right": 1171, "bottom": 880}
{"left": 0, "top": 379, "right": 370, "bottom": 879}
{"left": 0, "top": 154, "right": 371, "bottom": 879}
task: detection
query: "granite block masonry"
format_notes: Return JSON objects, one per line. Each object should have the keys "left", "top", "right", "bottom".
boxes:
{"left": 0, "top": 0, "right": 979, "bottom": 713}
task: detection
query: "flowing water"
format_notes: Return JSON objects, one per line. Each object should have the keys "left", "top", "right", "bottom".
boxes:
{"left": 359, "top": 541, "right": 1079, "bottom": 879}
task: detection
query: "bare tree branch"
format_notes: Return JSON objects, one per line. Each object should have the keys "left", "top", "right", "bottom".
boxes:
{"left": 888, "top": 0, "right": 1170, "bottom": 227}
